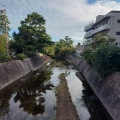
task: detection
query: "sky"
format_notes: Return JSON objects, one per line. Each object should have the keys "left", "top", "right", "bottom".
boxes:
{"left": 0, "top": 0, "right": 120, "bottom": 45}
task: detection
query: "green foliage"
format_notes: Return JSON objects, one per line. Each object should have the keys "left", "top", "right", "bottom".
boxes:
{"left": 11, "top": 12, "right": 53, "bottom": 55}
{"left": 83, "top": 33, "right": 115, "bottom": 55}
{"left": 0, "top": 53, "right": 11, "bottom": 62}
{"left": 64, "top": 36, "right": 73, "bottom": 46}
{"left": 82, "top": 34, "right": 120, "bottom": 76}
{"left": 81, "top": 49, "right": 94, "bottom": 63}
{"left": 54, "top": 36, "right": 74, "bottom": 56}
{"left": 17, "top": 53, "right": 26, "bottom": 60}
{"left": 59, "top": 46, "right": 75, "bottom": 55}
{"left": 42, "top": 36, "right": 75, "bottom": 57}
{"left": 0, "top": 35, "right": 6, "bottom": 53}
{"left": 0, "top": 35, "right": 11, "bottom": 62}
{"left": 91, "top": 43, "right": 120, "bottom": 75}
{"left": 91, "top": 33, "right": 115, "bottom": 49}
{"left": 43, "top": 45, "right": 55, "bottom": 56}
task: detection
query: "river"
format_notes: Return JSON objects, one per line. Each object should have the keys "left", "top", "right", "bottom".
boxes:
{"left": 0, "top": 60, "right": 112, "bottom": 120}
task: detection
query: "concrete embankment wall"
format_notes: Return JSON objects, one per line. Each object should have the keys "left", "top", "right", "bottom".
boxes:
{"left": 65, "top": 55, "right": 120, "bottom": 120}
{"left": 0, "top": 55, "right": 50, "bottom": 90}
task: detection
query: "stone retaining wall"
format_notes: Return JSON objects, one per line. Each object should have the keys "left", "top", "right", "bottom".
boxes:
{"left": 65, "top": 55, "right": 120, "bottom": 120}
{"left": 0, "top": 55, "right": 50, "bottom": 90}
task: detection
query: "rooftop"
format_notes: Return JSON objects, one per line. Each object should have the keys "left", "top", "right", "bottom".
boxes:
{"left": 85, "top": 21, "right": 94, "bottom": 28}
{"left": 109, "top": 10, "right": 120, "bottom": 13}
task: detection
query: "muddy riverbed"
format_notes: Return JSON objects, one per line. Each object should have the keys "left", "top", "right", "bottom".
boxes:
{"left": 0, "top": 60, "right": 112, "bottom": 120}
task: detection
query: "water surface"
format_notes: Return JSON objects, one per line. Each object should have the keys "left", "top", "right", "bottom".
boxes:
{"left": 0, "top": 60, "right": 112, "bottom": 120}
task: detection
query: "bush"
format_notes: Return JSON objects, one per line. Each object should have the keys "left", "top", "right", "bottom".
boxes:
{"left": 59, "top": 47, "right": 75, "bottom": 55}
{"left": 91, "top": 43, "right": 120, "bottom": 75}
{"left": 17, "top": 53, "right": 26, "bottom": 60}
{"left": 81, "top": 49, "right": 94, "bottom": 63}
{"left": 0, "top": 53, "right": 11, "bottom": 62}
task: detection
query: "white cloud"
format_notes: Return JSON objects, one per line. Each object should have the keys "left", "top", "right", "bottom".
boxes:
{"left": 0, "top": 0, "right": 120, "bottom": 44}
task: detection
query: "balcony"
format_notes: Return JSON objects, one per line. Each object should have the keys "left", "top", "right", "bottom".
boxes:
{"left": 92, "top": 24, "right": 111, "bottom": 35}
{"left": 83, "top": 38, "right": 93, "bottom": 45}
{"left": 84, "top": 31, "right": 93, "bottom": 38}
{"left": 93, "top": 15, "right": 111, "bottom": 26}
{"left": 84, "top": 22, "right": 94, "bottom": 31}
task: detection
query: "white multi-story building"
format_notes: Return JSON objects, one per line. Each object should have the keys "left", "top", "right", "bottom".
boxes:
{"left": 84, "top": 11, "right": 120, "bottom": 46}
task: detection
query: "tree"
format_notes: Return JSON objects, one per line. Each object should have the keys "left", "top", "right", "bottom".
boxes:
{"left": 77, "top": 42, "right": 81, "bottom": 46}
{"left": 43, "top": 45, "right": 56, "bottom": 56}
{"left": 0, "top": 35, "right": 6, "bottom": 54}
{"left": 64, "top": 36, "right": 73, "bottom": 46}
{"left": 11, "top": 12, "right": 53, "bottom": 55}
{"left": 0, "top": 10, "right": 10, "bottom": 56}
{"left": 0, "top": 35, "right": 11, "bottom": 62}
{"left": 0, "top": 10, "right": 10, "bottom": 35}
{"left": 42, "top": 36, "right": 75, "bottom": 57}
{"left": 55, "top": 36, "right": 75, "bottom": 56}
{"left": 91, "top": 33, "right": 115, "bottom": 49}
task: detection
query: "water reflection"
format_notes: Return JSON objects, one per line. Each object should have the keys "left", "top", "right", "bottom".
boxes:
{"left": 81, "top": 85, "right": 113, "bottom": 120}
{"left": 14, "top": 71, "right": 54, "bottom": 116}
{"left": 0, "top": 99, "right": 9, "bottom": 117}
{"left": 0, "top": 80, "right": 23, "bottom": 119}
{"left": 0, "top": 60, "right": 113, "bottom": 120}
{"left": 66, "top": 71, "right": 113, "bottom": 120}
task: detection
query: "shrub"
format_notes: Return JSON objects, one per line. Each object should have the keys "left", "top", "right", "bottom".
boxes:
{"left": 0, "top": 53, "right": 11, "bottom": 62}
{"left": 81, "top": 49, "right": 94, "bottom": 63}
{"left": 91, "top": 43, "right": 120, "bottom": 75}
{"left": 17, "top": 53, "right": 26, "bottom": 60}
{"left": 59, "top": 47, "right": 75, "bottom": 55}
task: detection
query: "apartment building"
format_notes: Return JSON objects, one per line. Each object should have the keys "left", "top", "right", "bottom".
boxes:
{"left": 84, "top": 11, "right": 120, "bottom": 46}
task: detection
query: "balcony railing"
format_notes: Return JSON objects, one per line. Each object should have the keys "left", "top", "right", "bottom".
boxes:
{"left": 84, "top": 21, "right": 94, "bottom": 31}
{"left": 83, "top": 38, "right": 93, "bottom": 45}
{"left": 92, "top": 24, "right": 111, "bottom": 35}
{"left": 84, "top": 31, "right": 93, "bottom": 38}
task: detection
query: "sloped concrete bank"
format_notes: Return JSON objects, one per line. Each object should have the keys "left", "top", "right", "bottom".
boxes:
{"left": 65, "top": 55, "right": 120, "bottom": 120}
{"left": 0, "top": 55, "right": 50, "bottom": 90}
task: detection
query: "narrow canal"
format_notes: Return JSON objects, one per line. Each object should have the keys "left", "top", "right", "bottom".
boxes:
{"left": 0, "top": 60, "right": 112, "bottom": 120}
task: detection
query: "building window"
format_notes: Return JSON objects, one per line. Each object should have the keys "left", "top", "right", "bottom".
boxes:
{"left": 116, "top": 32, "right": 120, "bottom": 35}
{"left": 117, "top": 20, "right": 120, "bottom": 23}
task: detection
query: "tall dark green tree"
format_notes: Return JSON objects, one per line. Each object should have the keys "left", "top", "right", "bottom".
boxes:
{"left": 11, "top": 12, "right": 52, "bottom": 55}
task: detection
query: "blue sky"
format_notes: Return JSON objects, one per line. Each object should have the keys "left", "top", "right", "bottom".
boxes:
{"left": 0, "top": 0, "right": 120, "bottom": 45}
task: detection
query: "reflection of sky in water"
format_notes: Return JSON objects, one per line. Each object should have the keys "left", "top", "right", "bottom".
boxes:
{"left": 5, "top": 89, "right": 56, "bottom": 120}
{"left": 0, "top": 68, "right": 58, "bottom": 120}
{"left": 0, "top": 64, "right": 92, "bottom": 120}
{"left": 0, "top": 66, "right": 79, "bottom": 120}
{"left": 66, "top": 72, "right": 91, "bottom": 120}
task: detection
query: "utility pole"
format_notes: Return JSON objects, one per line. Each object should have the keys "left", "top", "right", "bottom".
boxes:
{"left": 0, "top": 5, "right": 9, "bottom": 55}
{"left": 4, "top": 9, "right": 9, "bottom": 55}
